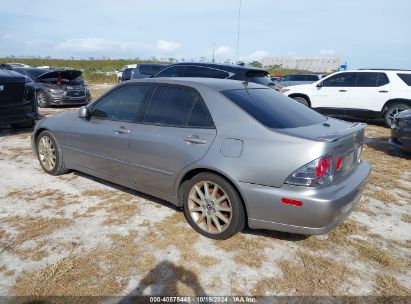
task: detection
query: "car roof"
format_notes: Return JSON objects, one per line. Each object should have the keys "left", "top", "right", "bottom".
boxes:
{"left": 346, "top": 69, "right": 411, "bottom": 73}
{"left": 166, "top": 62, "right": 268, "bottom": 73}
{"left": 126, "top": 77, "right": 266, "bottom": 91}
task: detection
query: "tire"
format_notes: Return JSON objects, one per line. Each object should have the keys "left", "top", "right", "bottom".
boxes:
{"left": 36, "top": 90, "right": 48, "bottom": 108}
{"left": 384, "top": 103, "right": 411, "bottom": 127}
{"left": 11, "top": 120, "right": 34, "bottom": 129}
{"left": 36, "top": 130, "right": 68, "bottom": 176}
{"left": 292, "top": 96, "right": 309, "bottom": 107}
{"left": 182, "top": 173, "right": 245, "bottom": 240}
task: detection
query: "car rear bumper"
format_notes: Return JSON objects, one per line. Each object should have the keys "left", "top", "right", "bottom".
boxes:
{"left": 240, "top": 161, "right": 371, "bottom": 235}
{"left": 390, "top": 125, "right": 411, "bottom": 152}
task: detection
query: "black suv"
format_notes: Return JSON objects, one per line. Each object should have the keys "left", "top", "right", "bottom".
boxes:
{"left": 121, "top": 64, "right": 169, "bottom": 82}
{"left": 0, "top": 69, "right": 37, "bottom": 129}
{"left": 153, "top": 63, "right": 273, "bottom": 87}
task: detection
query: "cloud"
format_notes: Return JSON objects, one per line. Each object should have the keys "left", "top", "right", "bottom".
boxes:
{"left": 0, "top": 33, "right": 14, "bottom": 40}
{"left": 215, "top": 46, "right": 232, "bottom": 56}
{"left": 320, "top": 49, "right": 336, "bottom": 55}
{"left": 55, "top": 38, "right": 181, "bottom": 54}
{"left": 156, "top": 40, "right": 181, "bottom": 53}
{"left": 246, "top": 50, "right": 269, "bottom": 61}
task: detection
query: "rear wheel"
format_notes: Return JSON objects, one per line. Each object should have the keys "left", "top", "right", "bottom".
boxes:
{"left": 36, "top": 90, "right": 48, "bottom": 108}
{"left": 292, "top": 96, "right": 309, "bottom": 107}
{"left": 36, "top": 130, "right": 68, "bottom": 175}
{"left": 182, "top": 173, "right": 245, "bottom": 240}
{"left": 384, "top": 103, "right": 410, "bottom": 127}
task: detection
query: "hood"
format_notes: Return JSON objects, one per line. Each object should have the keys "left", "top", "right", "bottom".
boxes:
{"left": 396, "top": 109, "right": 411, "bottom": 119}
{"left": 0, "top": 69, "right": 27, "bottom": 84}
{"left": 36, "top": 70, "right": 82, "bottom": 81}
{"left": 286, "top": 83, "right": 314, "bottom": 91}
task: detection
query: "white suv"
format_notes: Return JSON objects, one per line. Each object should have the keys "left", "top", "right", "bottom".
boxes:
{"left": 282, "top": 69, "right": 411, "bottom": 127}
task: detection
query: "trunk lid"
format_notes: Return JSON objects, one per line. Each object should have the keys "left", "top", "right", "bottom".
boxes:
{"left": 279, "top": 117, "right": 366, "bottom": 180}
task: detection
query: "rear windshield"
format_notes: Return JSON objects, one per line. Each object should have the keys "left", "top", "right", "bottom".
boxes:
{"left": 397, "top": 73, "right": 411, "bottom": 86}
{"left": 245, "top": 71, "right": 273, "bottom": 86}
{"left": 222, "top": 88, "right": 326, "bottom": 129}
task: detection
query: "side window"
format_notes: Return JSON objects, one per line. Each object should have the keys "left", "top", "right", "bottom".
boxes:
{"left": 306, "top": 75, "right": 320, "bottom": 81}
{"left": 155, "top": 66, "right": 187, "bottom": 77}
{"left": 355, "top": 73, "right": 379, "bottom": 87}
{"left": 187, "top": 99, "right": 214, "bottom": 128}
{"left": 138, "top": 65, "right": 151, "bottom": 75}
{"left": 322, "top": 73, "right": 356, "bottom": 87}
{"left": 377, "top": 73, "right": 390, "bottom": 86}
{"left": 143, "top": 85, "right": 197, "bottom": 127}
{"left": 184, "top": 66, "right": 230, "bottom": 79}
{"left": 90, "top": 84, "right": 150, "bottom": 122}
{"left": 294, "top": 75, "right": 306, "bottom": 81}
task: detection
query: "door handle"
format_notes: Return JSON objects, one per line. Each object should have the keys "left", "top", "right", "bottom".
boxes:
{"left": 113, "top": 126, "right": 131, "bottom": 134}
{"left": 184, "top": 135, "right": 207, "bottom": 144}
{"left": 339, "top": 89, "right": 347, "bottom": 92}
{"left": 379, "top": 90, "right": 389, "bottom": 93}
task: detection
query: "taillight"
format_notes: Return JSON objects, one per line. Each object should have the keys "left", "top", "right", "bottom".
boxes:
{"left": 336, "top": 156, "right": 343, "bottom": 171}
{"left": 285, "top": 155, "right": 334, "bottom": 187}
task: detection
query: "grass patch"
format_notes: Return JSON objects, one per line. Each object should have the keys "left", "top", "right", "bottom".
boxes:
{"left": 253, "top": 251, "right": 352, "bottom": 296}
{"left": 376, "top": 275, "right": 411, "bottom": 296}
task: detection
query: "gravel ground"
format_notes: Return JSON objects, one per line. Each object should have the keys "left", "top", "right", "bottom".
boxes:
{"left": 0, "top": 84, "right": 410, "bottom": 298}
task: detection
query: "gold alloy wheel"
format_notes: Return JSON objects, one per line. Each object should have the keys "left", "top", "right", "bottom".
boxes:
{"left": 188, "top": 181, "right": 232, "bottom": 234}
{"left": 38, "top": 136, "right": 56, "bottom": 171}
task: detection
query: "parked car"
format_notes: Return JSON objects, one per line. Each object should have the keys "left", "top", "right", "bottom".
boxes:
{"left": 153, "top": 62, "right": 276, "bottom": 88}
{"left": 131, "top": 64, "right": 169, "bottom": 80}
{"left": 11, "top": 68, "right": 91, "bottom": 107}
{"left": 116, "top": 64, "right": 137, "bottom": 82}
{"left": 0, "top": 62, "right": 31, "bottom": 69}
{"left": 0, "top": 69, "right": 37, "bottom": 129}
{"left": 32, "top": 78, "right": 371, "bottom": 239}
{"left": 390, "top": 109, "right": 411, "bottom": 153}
{"left": 282, "top": 69, "right": 411, "bottom": 127}
{"left": 276, "top": 74, "right": 322, "bottom": 87}
{"left": 120, "top": 68, "right": 134, "bottom": 82}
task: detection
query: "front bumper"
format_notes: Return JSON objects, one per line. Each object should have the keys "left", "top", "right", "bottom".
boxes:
{"left": 45, "top": 90, "right": 90, "bottom": 106}
{"left": 390, "top": 124, "right": 411, "bottom": 153}
{"left": 240, "top": 161, "right": 371, "bottom": 235}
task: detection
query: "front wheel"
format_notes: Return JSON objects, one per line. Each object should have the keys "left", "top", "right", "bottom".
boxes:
{"left": 36, "top": 130, "right": 68, "bottom": 175}
{"left": 182, "top": 173, "right": 245, "bottom": 240}
{"left": 384, "top": 103, "right": 410, "bottom": 127}
{"left": 36, "top": 90, "right": 48, "bottom": 108}
{"left": 292, "top": 96, "right": 309, "bottom": 107}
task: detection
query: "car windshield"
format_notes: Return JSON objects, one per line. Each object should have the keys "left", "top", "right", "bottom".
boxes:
{"left": 21, "top": 69, "right": 49, "bottom": 80}
{"left": 222, "top": 88, "right": 326, "bottom": 129}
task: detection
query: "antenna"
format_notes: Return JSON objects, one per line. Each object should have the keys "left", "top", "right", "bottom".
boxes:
{"left": 235, "top": 0, "right": 242, "bottom": 64}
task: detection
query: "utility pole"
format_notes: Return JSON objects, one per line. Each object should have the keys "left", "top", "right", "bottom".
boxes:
{"left": 235, "top": 0, "right": 242, "bottom": 64}
{"left": 212, "top": 43, "right": 216, "bottom": 63}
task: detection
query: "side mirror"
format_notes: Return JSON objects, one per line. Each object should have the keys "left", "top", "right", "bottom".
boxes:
{"left": 79, "top": 106, "right": 90, "bottom": 119}
{"left": 316, "top": 82, "right": 324, "bottom": 88}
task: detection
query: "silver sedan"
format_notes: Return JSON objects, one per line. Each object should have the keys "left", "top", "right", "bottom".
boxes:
{"left": 32, "top": 78, "right": 371, "bottom": 239}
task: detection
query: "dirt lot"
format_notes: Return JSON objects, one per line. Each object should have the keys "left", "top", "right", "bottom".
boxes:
{"left": 0, "top": 84, "right": 410, "bottom": 297}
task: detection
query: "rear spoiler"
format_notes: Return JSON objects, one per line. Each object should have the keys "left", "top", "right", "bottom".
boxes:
{"left": 317, "top": 122, "right": 367, "bottom": 142}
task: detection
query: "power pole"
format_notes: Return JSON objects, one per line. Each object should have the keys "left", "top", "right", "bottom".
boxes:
{"left": 212, "top": 43, "right": 216, "bottom": 63}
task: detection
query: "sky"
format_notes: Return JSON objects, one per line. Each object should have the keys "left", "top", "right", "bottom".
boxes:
{"left": 0, "top": 0, "right": 410, "bottom": 69}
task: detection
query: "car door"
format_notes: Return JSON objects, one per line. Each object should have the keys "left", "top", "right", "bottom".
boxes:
{"left": 127, "top": 84, "right": 217, "bottom": 196}
{"left": 67, "top": 83, "right": 152, "bottom": 177}
{"left": 310, "top": 72, "right": 356, "bottom": 111}
{"left": 346, "top": 72, "right": 391, "bottom": 112}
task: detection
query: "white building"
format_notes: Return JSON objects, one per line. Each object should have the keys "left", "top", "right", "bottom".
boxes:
{"left": 261, "top": 56, "right": 340, "bottom": 73}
